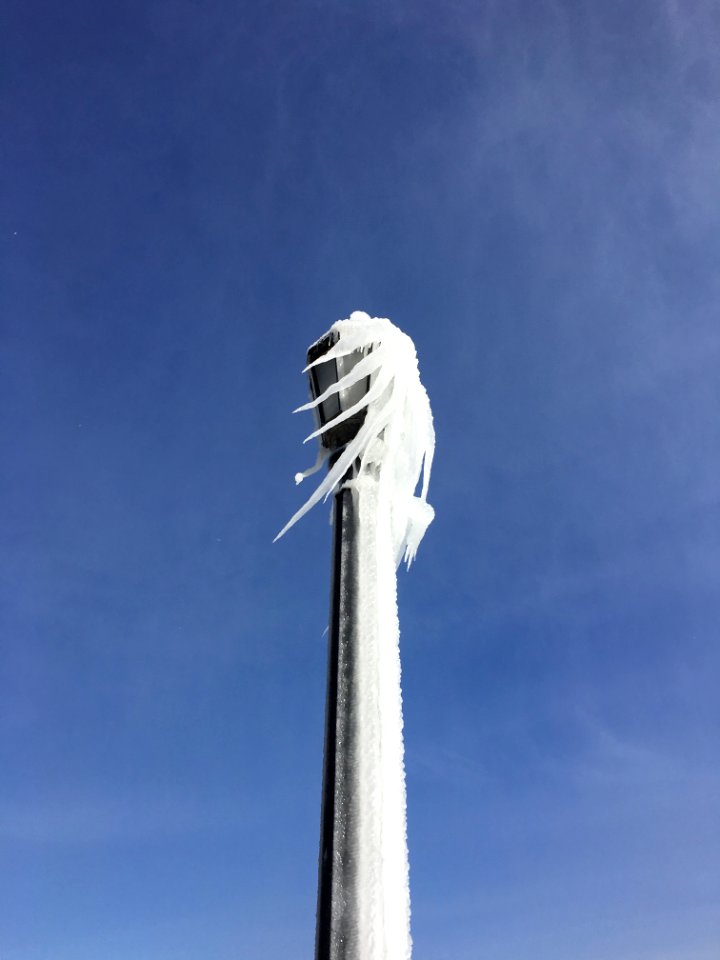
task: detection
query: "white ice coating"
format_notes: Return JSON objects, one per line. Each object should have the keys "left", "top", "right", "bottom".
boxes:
{"left": 275, "top": 311, "right": 435, "bottom": 568}
{"left": 350, "top": 472, "right": 412, "bottom": 959}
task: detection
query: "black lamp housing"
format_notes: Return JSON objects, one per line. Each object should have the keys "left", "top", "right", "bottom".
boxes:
{"left": 306, "top": 333, "right": 371, "bottom": 451}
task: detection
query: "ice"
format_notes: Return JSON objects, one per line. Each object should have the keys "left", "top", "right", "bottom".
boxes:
{"left": 275, "top": 311, "right": 435, "bottom": 568}
{"left": 350, "top": 473, "right": 412, "bottom": 959}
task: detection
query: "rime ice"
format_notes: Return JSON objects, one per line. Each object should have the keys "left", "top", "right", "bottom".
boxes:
{"left": 275, "top": 311, "right": 435, "bottom": 567}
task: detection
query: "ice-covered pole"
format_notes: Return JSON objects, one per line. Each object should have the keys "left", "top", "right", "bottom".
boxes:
{"left": 276, "top": 312, "right": 435, "bottom": 960}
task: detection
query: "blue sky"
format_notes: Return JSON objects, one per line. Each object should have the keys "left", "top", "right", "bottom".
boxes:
{"left": 2, "top": 1, "right": 719, "bottom": 957}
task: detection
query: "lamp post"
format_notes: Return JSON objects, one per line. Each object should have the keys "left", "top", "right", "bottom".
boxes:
{"left": 279, "top": 312, "right": 432, "bottom": 960}
{"left": 307, "top": 332, "right": 371, "bottom": 960}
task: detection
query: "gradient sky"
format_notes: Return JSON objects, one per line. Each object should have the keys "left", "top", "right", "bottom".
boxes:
{"left": 2, "top": 1, "right": 719, "bottom": 958}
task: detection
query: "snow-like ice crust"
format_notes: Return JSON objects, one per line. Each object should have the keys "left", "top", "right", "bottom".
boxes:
{"left": 351, "top": 474, "right": 412, "bottom": 959}
{"left": 275, "top": 311, "right": 435, "bottom": 567}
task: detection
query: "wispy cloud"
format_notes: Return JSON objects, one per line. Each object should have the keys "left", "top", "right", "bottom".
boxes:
{"left": 0, "top": 790, "right": 253, "bottom": 844}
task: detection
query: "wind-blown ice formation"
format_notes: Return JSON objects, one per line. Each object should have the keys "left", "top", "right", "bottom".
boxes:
{"left": 275, "top": 311, "right": 435, "bottom": 567}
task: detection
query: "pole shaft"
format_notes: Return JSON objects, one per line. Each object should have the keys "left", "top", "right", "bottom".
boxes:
{"left": 315, "top": 486, "right": 360, "bottom": 960}
{"left": 315, "top": 475, "right": 410, "bottom": 960}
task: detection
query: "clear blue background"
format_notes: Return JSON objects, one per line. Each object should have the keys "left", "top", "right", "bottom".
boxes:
{"left": 2, "top": 1, "right": 718, "bottom": 958}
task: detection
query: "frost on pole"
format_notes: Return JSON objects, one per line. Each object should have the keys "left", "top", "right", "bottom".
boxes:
{"left": 275, "top": 311, "right": 435, "bottom": 566}
{"left": 276, "top": 312, "right": 435, "bottom": 960}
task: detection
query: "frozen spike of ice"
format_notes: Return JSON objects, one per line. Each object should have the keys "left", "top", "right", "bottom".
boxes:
{"left": 293, "top": 351, "right": 381, "bottom": 413}
{"left": 276, "top": 312, "right": 435, "bottom": 569}
{"left": 274, "top": 418, "right": 372, "bottom": 542}
{"left": 402, "top": 498, "right": 435, "bottom": 568}
{"left": 302, "top": 370, "right": 392, "bottom": 444}
{"left": 275, "top": 394, "right": 398, "bottom": 545}
{"left": 302, "top": 317, "right": 390, "bottom": 371}
{"left": 303, "top": 339, "right": 369, "bottom": 372}
{"left": 303, "top": 343, "right": 369, "bottom": 373}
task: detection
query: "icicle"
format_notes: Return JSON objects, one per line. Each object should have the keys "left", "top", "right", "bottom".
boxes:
{"left": 293, "top": 350, "right": 382, "bottom": 413}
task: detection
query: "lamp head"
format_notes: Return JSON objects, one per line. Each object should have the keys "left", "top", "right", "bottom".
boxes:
{"left": 306, "top": 332, "right": 370, "bottom": 450}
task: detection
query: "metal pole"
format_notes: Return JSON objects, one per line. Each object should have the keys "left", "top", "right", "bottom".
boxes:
{"left": 289, "top": 318, "right": 424, "bottom": 960}
{"left": 315, "top": 482, "right": 361, "bottom": 960}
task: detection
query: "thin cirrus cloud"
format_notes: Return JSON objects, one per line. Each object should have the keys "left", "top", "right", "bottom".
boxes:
{"left": 0, "top": 791, "right": 253, "bottom": 844}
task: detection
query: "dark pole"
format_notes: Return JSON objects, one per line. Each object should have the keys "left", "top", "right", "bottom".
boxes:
{"left": 304, "top": 333, "right": 370, "bottom": 960}
{"left": 315, "top": 481, "right": 359, "bottom": 960}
